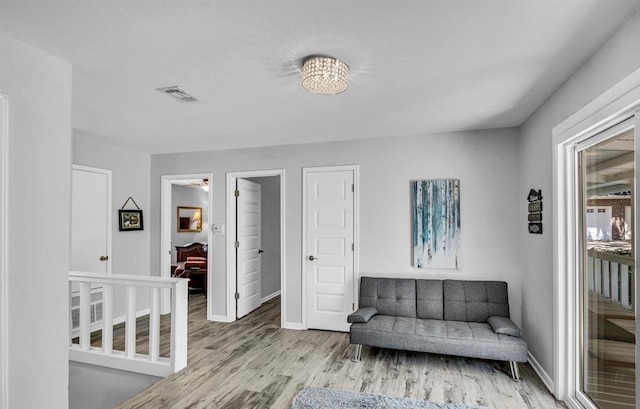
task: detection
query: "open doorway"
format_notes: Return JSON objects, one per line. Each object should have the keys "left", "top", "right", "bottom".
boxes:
{"left": 160, "top": 174, "right": 213, "bottom": 315}
{"left": 226, "top": 170, "right": 285, "bottom": 327}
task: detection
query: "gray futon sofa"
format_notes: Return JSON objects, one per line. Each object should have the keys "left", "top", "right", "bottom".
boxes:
{"left": 347, "top": 277, "right": 528, "bottom": 381}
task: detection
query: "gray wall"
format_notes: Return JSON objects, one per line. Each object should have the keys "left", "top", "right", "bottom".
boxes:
{"left": 171, "top": 184, "right": 209, "bottom": 263}
{"left": 73, "top": 135, "right": 151, "bottom": 277}
{"left": 246, "top": 176, "right": 281, "bottom": 299}
{"left": 518, "top": 9, "right": 640, "bottom": 380}
{"left": 1, "top": 35, "right": 72, "bottom": 409}
{"left": 150, "top": 129, "right": 521, "bottom": 327}
{"left": 73, "top": 134, "right": 151, "bottom": 318}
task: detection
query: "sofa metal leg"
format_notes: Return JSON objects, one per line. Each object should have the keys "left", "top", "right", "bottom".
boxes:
{"left": 351, "top": 344, "right": 362, "bottom": 362}
{"left": 509, "top": 361, "right": 522, "bottom": 382}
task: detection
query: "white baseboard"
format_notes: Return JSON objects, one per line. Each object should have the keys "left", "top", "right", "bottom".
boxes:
{"left": 261, "top": 290, "right": 281, "bottom": 304}
{"left": 208, "top": 314, "right": 232, "bottom": 323}
{"left": 283, "top": 322, "right": 304, "bottom": 330}
{"left": 528, "top": 351, "right": 554, "bottom": 393}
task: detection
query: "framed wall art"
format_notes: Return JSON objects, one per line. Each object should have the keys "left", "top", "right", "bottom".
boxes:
{"left": 119, "top": 196, "right": 144, "bottom": 231}
{"left": 412, "top": 179, "right": 461, "bottom": 269}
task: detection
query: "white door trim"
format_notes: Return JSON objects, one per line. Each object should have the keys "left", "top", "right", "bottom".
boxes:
{"left": 225, "top": 169, "right": 285, "bottom": 326}
{"left": 0, "top": 93, "right": 9, "bottom": 409}
{"left": 160, "top": 173, "right": 213, "bottom": 316}
{"left": 302, "top": 164, "right": 359, "bottom": 330}
{"left": 552, "top": 66, "right": 640, "bottom": 403}
{"left": 71, "top": 164, "right": 113, "bottom": 275}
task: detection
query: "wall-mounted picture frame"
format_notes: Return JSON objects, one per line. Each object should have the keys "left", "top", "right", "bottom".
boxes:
{"left": 412, "top": 179, "right": 461, "bottom": 269}
{"left": 119, "top": 209, "right": 144, "bottom": 231}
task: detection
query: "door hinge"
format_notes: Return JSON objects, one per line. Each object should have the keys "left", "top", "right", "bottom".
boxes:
{"left": 352, "top": 303, "right": 355, "bottom": 311}
{"left": 351, "top": 183, "right": 354, "bottom": 192}
{"left": 234, "top": 190, "right": 240, "bottom": 197}
{"left": 235, "top": 292, "right": 240, "bottom": 300}
{"left": 351, "top": 243, "right": 354, "bottom": 251}
{"left": 235, "top": 241, "right": 240, "bottom": 249}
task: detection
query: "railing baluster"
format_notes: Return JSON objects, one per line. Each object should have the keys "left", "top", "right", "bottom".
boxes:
{"left": 610, "top": 262, "right": 620, "bottom": 302}
{"left": 595, "top": 258, "right": 602, "bottom": 295}
{"left": 102, "top": 284, "right": 113, "bottom": 354}
{"left": 69, "top": 281, "right": 73, "bottom": 345}
{"left": 587, "top": 255, "right": 594, "bottom": 291}
{"left": 149, "top": 287, "right": 160, "bottom": 362}
{"left": 125, "top": 285, "right": 137, "bottom": 358}
{"left": 79, "top": 282, "right": 91, "bottom": 351}
{"left": 602, "top": 261, "right": 610, "bottom": 298}
{"left": 620, "top": 264, "right": 630, "bottom": 307}
{"left": 171, "top": 279, "right": 189, "bottom": 372}
{"left": 629, "top": 267, "right": 634, "bottom": 307}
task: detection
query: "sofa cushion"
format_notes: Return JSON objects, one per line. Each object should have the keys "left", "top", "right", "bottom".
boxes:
{"left": 350, "top": 316, "right": 527, "bottom": 362}
{"left": 443, "top": 280, "right": 510, "bottom": 322}
{"left": 416, "top": 280, "right": 444, "bottom": 319}
{"left": 487, "top": 316, "right": 521, "bottom": 337}
{"left": 347, "top": 307, "right": 378, "bottom": 323}
{"left": 359, "top": 277, "right": 417, "bottom": 318}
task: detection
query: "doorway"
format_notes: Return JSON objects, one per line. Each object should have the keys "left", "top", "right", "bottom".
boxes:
{"left": 302, "top": 165, "right": 359, "bottom": 332}
{"left": 160, "top": 174, "right": 213, "bottom": 315}
{"left": 226, "top": 170, "right": 285, "bottom": 326}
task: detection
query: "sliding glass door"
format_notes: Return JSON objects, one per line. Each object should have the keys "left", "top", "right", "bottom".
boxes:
{"left": 577, "top": 119, "right": 636, "bottom": 409}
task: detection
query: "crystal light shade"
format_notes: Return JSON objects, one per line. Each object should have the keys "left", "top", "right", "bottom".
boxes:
{"left": 302, "top": 56, "right": 349, "bottom": 95}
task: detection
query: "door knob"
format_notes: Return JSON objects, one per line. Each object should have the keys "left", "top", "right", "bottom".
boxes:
{"left": 100, "top": 255, "right": 109, "bottom": 261}
{"left": 308, "top": 255, "right": 318, "bottom": 261}
{"left": 258, "top": 249, "right": 264, "bottom": 254}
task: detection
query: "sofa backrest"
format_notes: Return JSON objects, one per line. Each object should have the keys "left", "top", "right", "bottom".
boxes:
{"left": 443, "top": 280, "right": 510, "bottom": 322}
{"left": 416, "top": 280, "right": 444, "bottom": 319}
{"left": 358, "top": 277, "right": 510, "bottom": 322}
{"left": 359, "top": 277, "right": 416, "bottom": 318}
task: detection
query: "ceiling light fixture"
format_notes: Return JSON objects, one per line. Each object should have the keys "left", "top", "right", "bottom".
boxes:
{"left": 156, "top": 86, "right": 201, "bottom": 103}
{"left": 301, "top": 56, "right": 349, "bottom": 95}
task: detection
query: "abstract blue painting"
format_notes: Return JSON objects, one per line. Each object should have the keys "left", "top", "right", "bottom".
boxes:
{"left": 413, "top": 179, "right": 461, "bottom": 269}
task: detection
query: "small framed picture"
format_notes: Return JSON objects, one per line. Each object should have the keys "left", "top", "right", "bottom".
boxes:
{"left": 528, "top": 201, "right": 543, "bottom": 212}
{"left": 119, "top": 209, "right": 144, "bottom": 231}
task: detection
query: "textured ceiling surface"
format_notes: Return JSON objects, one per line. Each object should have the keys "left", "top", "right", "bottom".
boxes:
{"left": 1, "top": 1, "right": 639, "bottom": 153}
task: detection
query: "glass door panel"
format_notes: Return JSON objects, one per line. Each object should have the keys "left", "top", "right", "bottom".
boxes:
{"left": 579, "top": 125, "right": 636, "bottom": 409}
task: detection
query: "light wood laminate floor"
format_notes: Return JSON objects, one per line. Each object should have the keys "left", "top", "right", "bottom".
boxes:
{"left": 117, "top": 294, "right": 566, "bottom": 409}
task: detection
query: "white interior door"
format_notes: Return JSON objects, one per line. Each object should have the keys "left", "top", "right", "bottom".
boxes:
{"left": 236, "top": 179, "right": 262, "bottom": 318}
{"left": 305, "top": 168, "right": 355, "bottom": 332}
{"left": 71, "top": 165, "right": 111, "bottom": 275}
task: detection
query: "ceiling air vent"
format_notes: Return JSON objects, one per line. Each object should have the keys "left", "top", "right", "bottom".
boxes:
{"left": 156, "top": 86, "right": 201, "bottom": 103}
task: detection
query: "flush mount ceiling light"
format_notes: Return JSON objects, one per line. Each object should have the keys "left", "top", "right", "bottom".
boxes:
{"left": 301, "top": 56, "right": 349, "bottom": 95}
{"left": 156, "top": 86, "right": 200, "bottom": 103}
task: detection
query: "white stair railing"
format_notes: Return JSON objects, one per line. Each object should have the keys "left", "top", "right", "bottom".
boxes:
{"left": 587, "top": 249, "right": 635, "bottom": 308}
{"left": 68, "top": 271, "right": 189, "bottom": 377}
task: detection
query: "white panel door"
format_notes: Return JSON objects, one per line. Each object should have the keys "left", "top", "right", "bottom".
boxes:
{"left": 71, "top": 166, "right": 111, "bottom": 274}
{"left": 306, "top": 169, "right": 355, "bottom": 332}
{"left": 236, "top": 179, "right": 262, "bottom": 318}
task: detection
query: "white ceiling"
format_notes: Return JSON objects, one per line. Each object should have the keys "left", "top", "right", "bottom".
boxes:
{"left": 1, "top": 1, "right": 639, "bottom": 154}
